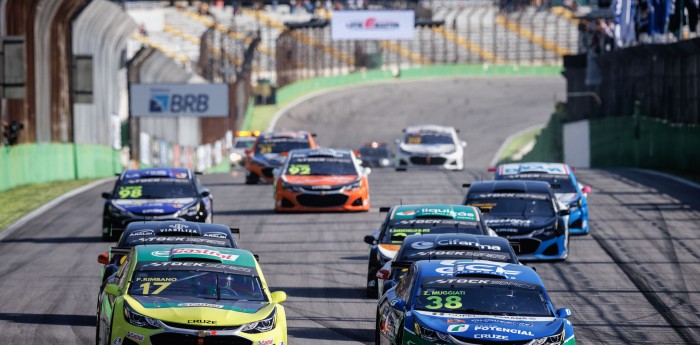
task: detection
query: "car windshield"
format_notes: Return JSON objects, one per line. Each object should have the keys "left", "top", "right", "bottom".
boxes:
{"left": 404, "top": 132, "right": 453, "bottom": 145}
{"left": 466, "top": 193, "right": 554, "bottom": 218}
{"left": 255, "top": 138, "right": 310, "bottom": 154}
{"left": 417, "top": 278, "right": 552, "bottom": 317}
{"left": 123, "top": 236, "right": 231, "bottom": 249}
{"left": 397, "top": 245, "right": 515, "bottom": 263}
{"left": 359, "top": 147, "right": 392, "bottom": 158}
{"left": 129, "top": 270, "right": 266, "bottom": 301}
{"left": 380, "top": 219, "right": 484, "bottom": 244}
{"left": 501, "top": 174, "right": 577, "bottom": 193}
{"left": 234, "top": 139, "right": 254, "bottom": 149}
{"left": 113, "top": 179, "right": 196, "bottom": 199}
{"left": 285, "top": 156, "right": 358, "bottom": 176}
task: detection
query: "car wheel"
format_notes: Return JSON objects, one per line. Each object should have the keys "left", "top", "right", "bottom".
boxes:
{"left": 374, "top": 308, "right": 382, "bottom": 345}
{"left": 245, "top": 173, "right": 259, "bottom": 185}
{"left": 367, "top": 272, "right": 378, "bottom": 298}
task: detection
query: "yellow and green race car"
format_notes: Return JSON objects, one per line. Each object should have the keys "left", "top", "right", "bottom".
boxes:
{"left": 96, "top": 244, "right": 287, "bottom": 345}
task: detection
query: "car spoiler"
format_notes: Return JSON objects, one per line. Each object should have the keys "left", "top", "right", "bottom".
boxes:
{"left": 229, "top": 227, "right": 240, "bottom": 234}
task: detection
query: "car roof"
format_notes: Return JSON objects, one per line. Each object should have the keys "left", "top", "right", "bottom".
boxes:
{"left": 404, "top": 124, "right": 455, "bottom": 134}
{"left": 497, "top": 162, "right": 571, "bottom": 176}
{"left": 134, "top": 244, "right": 257, "bottom": 269}
{"left": 467, "top": 180, "right": 552, "bottom": 195}
{"left": 389, "top": 204, "right": 481, "bottom": 222}
{"left": 414, "top": 260, "right": 542, "bottom": 286}
{"left": 118, "top": 221, "right": 235, "bottom": 247}
{"left": 120, "top": 168, "right": 192, "bottom": 180}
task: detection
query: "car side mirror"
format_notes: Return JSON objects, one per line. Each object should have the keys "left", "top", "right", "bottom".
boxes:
{"left": 390, "top": 298, "right": 406, "bottom": 311}
{"left": 461, "top": 141, "right": 467, "bottom": 147}
{"left": 394, "top": 138, "right": 401, "bottom": 145}
{"left": 97, "top": 253, "right": 110, "bottom": 265}
{"left": 364, "top": 235, "right": 376, "bottom": 245}
{"left": 201, "top": 191, "right": 211, "bottom": 198}
{"left": 556, "top": 308, "right": 572, "bottom": 318}
{"left": 101, "top": 192, "right": 111, "bottom": 199}
{"left": 581, "top": 186, "right": 591, "bottom": 194}
{"left": 559, "top": 209, "right": 570, "bottom": 216}
{"left": 104, "top": 284, "right": 119, "bottom": 296}
{"left": 363, "top": 167, "right": 372, "bottom": 176}
{"left": 271, "top": 291, "right": 287, "bottom": 304}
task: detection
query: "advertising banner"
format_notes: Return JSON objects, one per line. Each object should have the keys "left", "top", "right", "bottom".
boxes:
{"left": 331, "top": 10, "right": 415, "bottom": 41}
{"left": 130, "top": 84, "right": 229, "bottom": 117}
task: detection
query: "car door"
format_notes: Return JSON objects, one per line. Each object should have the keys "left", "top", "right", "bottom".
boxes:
{"left": 381, "top": 266, "right": 416, "bottom": 345}
{"left": 98, "top": 252, "right": 131, "bottom": 344}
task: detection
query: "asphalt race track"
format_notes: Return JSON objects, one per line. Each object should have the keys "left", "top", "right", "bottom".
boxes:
{"left": 0, "top": 77, "right": 698, "bottom": 344}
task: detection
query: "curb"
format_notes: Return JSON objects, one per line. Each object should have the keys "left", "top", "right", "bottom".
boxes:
{"left": 0, "top": 177, "right": 115, "bottom": 242}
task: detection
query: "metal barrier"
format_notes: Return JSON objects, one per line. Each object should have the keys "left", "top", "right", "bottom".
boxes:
{"left": 563, "top": 38, "right": 700, "bottom": 124}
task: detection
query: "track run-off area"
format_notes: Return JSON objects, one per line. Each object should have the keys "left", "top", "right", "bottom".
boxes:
{"left": 0, "top": 77, "right": 698, "bottom": 344}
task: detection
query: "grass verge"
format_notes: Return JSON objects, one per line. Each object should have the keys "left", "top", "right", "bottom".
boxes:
{"left": 497, "top": 127, "right": 542, "bottom": 163}
{"left": 0, "top": 179, "right": 97, "bottom": 231}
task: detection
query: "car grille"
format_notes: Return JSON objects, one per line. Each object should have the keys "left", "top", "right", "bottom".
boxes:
{"left": 150, "top": 333, "right": 252, "bottom": 345}
{"left": 161, "top": 321, "right": 240, "bottom": 331}
{"left": 261, "top": 167, "right": 274, "bottom": 178}
{"left": 451, "top": 335, "right": 533, "bottom": 345}
{"left": 511, "top": 238, "right": 540, "bottom": 255}
{"left": 410, "top": 156, "right": 447, "bottom": 165}
{"left": 296, "top": 194, "right": 348, "bottom": 207}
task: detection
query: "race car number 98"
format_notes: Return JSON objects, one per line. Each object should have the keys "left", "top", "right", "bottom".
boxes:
{"left": 118, "top": 186, "right": 143, "bottom": 199}
{"left": 288, "top": 164, "right": 311, "bottom": 175}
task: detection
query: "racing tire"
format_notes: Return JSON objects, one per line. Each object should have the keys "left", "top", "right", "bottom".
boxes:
{"left": 374, "top": 308, "right": 381, "bottom": 345}
{"left": 366, "top": 272, "right": 378, "bottom": 298}
{"left": 245, "top": 172, "right": 260, "bottom": 185}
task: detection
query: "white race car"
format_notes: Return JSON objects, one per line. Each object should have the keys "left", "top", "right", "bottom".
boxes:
{"left": 395, "top": 125, "right": 466, "bottom": 170}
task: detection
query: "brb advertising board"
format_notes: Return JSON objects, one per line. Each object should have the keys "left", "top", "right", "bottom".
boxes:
{"left": 331, "top": 10, "right": 414, "bottom": 41}
{"left": 130, "top": 84, "right": 228, "bottom": 117}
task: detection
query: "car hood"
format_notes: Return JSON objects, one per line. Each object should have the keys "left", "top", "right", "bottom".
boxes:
{"left": 554, "top": 193, "right": 579, "bottom": 209}
{"left": 113, "top": 198, "right": 197, "bottom": 215}
{"left": 483, "top": 216, "right": 556, "bottom": 236}
{"left": 284, "top": 175, "right": 358, "bottom": 186}
{"left": 252, "top": 153, "right": 286, "bottom": 167}
{"left": 128, "top": 295, "right": 272, "bottom": 326}
{"left": 414, "top": 310, "right": 563, "bottom": 341}
{"left": 400, "top": 143, "right": 456, "bottom": 155}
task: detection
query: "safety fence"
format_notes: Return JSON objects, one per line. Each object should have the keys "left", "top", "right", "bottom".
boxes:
{"left": 563, "top": 37, "right": 700, "bottom": 124}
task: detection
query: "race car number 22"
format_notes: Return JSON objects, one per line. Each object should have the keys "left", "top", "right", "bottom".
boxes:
{"left": 288, "top": 164, "right": 311, "bottom": 175}
{"left": 424, "top": 296, "right": 463, "bottom": 310}
{"left": 118, "top": 186, "right": 143, "bottom": 199}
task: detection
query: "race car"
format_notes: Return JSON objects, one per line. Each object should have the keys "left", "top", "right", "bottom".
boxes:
{"left": 375, "top": 233, "right": 520, "bottom": 297}
{"left": 101, "top": 168, "right": 213, "bottom": 241}
{"left": 395, "top": 125, "right": 466, "bottom": 170}
{"left": 273, "top": 148, "right": 370, "bottom": 212}
{"left": 244, "top": 130, "right": 317, "bottom": 184}
{"left": 375, "top": 260, "right": 575, "bottom": 345}
{"left": 493, "top": 162, "right": 591, "bottom": 235}
{"left": 96, "top": 244, "right": 287, "bottom": 345}
{"left": 357, "top": 141, "right": 394, "bottom": 168}
{"left": 363, "top": 204, "right": 496, "bottom": 298}
{"left": 97, "top": 221, "right": 239, "bottom": 282}
{"left": 229, "top": 131, "right": 258, "bottom": 168}
{"left": 463, "top": 180, "right": 570, "bottom": 261}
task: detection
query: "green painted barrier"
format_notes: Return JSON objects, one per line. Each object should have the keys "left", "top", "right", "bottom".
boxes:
{"left": 0, "top": 143, "right": 122, "bottom": 192}
{"left": 590, "top": 116, "right": 700, "bottom": 173}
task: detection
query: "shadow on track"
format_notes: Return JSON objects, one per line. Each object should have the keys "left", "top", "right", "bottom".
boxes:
{"left": 0, "top": 313, "right": 94, "bottom": 326}
{"left": 215, "top": 209, "right": 276, "bottom": 216}
{"left": 1, "top": 236, "right": 102, "bottom": 244}
{"left": 289, "top": 326, "right": 372, "bottom": 344}
{"left": 278, "top": 286, "right": 367, "bottom": 299}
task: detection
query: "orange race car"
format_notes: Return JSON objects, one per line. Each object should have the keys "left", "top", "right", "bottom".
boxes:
{"left": 244, "top": 130, "right": 317, "bottom": 184}
{"left": 273, "top": 148, "right": 371, "bottom": 212}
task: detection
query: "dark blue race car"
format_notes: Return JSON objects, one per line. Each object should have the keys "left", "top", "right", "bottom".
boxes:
{"left": 100, "top": 168, "right": 213, "bottom": 241}
{"left": 376, "top": 260, "right": 575, "bottom": 345}
{"left": 494, "top": 162, "right": 591, "bottom": 235}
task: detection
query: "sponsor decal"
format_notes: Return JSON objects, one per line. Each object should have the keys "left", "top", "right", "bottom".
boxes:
{"left": 396, "top": 219, "right": 478, "bottom": 227}
{"left": 475, "top": 193, "right": 549, "bottom": 200}
{"left": 496, "top": 228, "right": 521, "bottom": 233}
{"left": 427, "top": 278, "right": 536, "bottom": 289}
{"left": 136, "top": 237, "right": 227, "bottom": 246}
{"left": 346, "top": 17, "right": 400, "bottom": 30}
{"left": 473, "top": 325, "right": 534, "bottom": 336}
{"left": 475, "top": 334, "right": 509, "bottom": 340}
{"left": 140, "top": 261, "right": 254, "bottom": 274}
{"left": 171, "top": 248, "right": 238, "bottom": 261}
{"left": 486, "top": 219, "right": 533, "bottom": 227}
{"left": 435, "top": 262, "right": 521, "bottom": 276}
{"left": 178, "top": 303, "right": 224, "bottom": 309}
{"left": 197, "top": 330, "right": 217, "bottom": 337}
{"left": 150, "top": 251, "right": 170, "bottom": 258}
{"left": 188, "top": 319, "right": 217, "bottom": 325}
{"left": 125, "top": 331, "right": 145, "bottom": 342}
{"left": 203, "top": 232, "right": 228, "bottom": 239}
{"left": 258, "top": 339, "right": 274, "bottom": 345}
{"left": 447, "top": 325, "right": 469, "bottom": 333}
{"left": 411, "top": 241, "right": 434, "bottom": 250}
{"left": 412, "top": 251, "right": 509, "bottom": 262}
{"left": 142, "top": 209, "right": 165, "bottom": 214}
{"left": 129, "top": 230, "right": 155, "bottom": 237}
{"left": 395, "top": 210, "right": 416, "bottom": 216}
{"left": 423, "top": 290, "right": 466, "bottom": 296}
{"left": 447, "top": 319, "right": 465, "bottom": 323}
{"left": 469, "top": 318, "right": 533, "bottom": 327}
{"left": 161, "top": 223, "right": 196, "bottom": 233}
{"left": 135, "top": 277, "right": 177, "bottom": 282}
{"left": 113, "top": 338, "right": 122, "bottom": 345}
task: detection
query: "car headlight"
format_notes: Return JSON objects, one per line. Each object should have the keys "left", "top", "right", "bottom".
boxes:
{"left": 179, "top": 203, "right": 200, "bottom": 217}
{"left": 414, "top": 319, "right": 450, "bottom": 342}
{"left": 398, "top": 146, "right": 412, "bottom": 155}
{"left": 533, "top": 331, "right": 564, "bottom": 345}
{"left": 345, "top": 179, "right": 362, "bottom": 191}
{"left": 124, "top": 302, "right": 159, "bottom": 329}
{"left": 229, "top": 152, "right": 243, "bottom": 163}
{"left": 108, "top": 203, "right": 129, "bottom": 217}
{"left": 530, "top": 225, "right": 557, "bottom": 238}
{"left": 379, "top": 158, "right": 391, "bottom": 167}
{"left": 282, "top": 181, "right": 303, "bottom": 192}
{"left": 240, "top": 308, "right": 276, "bottom": 333}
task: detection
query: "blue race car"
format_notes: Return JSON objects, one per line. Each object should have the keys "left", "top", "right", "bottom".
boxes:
{"left": 494, "top": 162, "right": 590, "bottom": 235}
{"left": 100, "top": 168, "right": 213, "bottom": 241}
{"left": 375, "top": 260, "right": 575, "bottom": 345}
{"left": 463, "top": 181, "right": 570, "bottom": 261}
